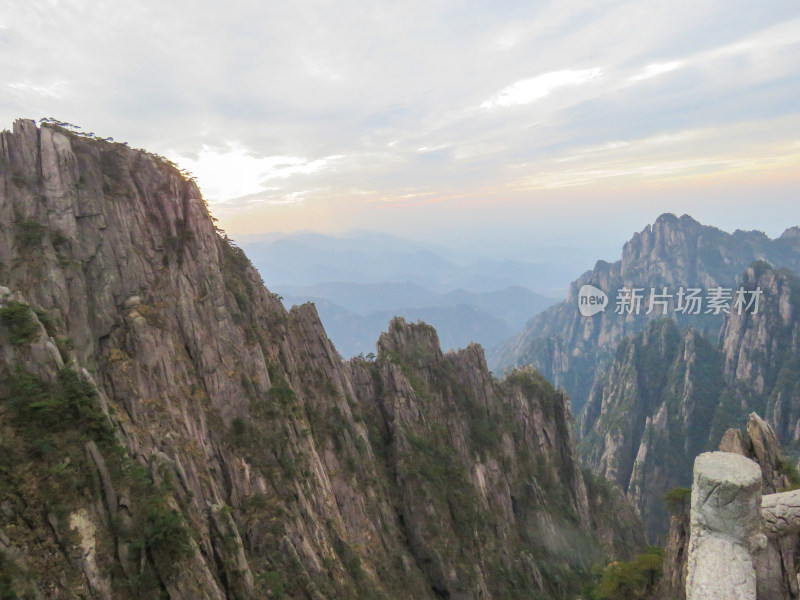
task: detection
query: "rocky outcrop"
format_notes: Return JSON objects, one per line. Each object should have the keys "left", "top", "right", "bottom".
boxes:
{"left": 579, "top": 318, "right": 722, "bottom": 541}
{"left": 578, "top": 264, "right": 800, "bottom": 542}
{"left": 0, "top": 119, "right": 644, "bottom": 599}
{"left": 734, "top": 413, "right": 794, "bottom": 493}
{"left": 658, "top": 509, "right": 690, "bottom": 599}
{"left": 349, "top": 321, "right": 631, "bottom": 597}
{"left": 714, "top": 414, "right": 800, "bottom": 600}
{"left": 686, "top": 452, "right": 763, "bottom": 600}
{"left": 685, "top": 449, "right": 800, "bottom": 600}
{"left": 660, "top": 413, "right": 800, "bottom": 600}
{"left": 491, "top": 213, "right": 800, "bottom": 417}
{"left": 718, "top": 263, "right": 800, "bottom": 445}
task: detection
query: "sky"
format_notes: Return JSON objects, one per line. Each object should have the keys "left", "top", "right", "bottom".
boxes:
{"left": 1, "top": 0, "right": 799, "bottom": 257}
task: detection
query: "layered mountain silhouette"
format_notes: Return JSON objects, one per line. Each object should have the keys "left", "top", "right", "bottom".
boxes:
{"left": 280, "top": 283, "right": 555, "bottom": 356}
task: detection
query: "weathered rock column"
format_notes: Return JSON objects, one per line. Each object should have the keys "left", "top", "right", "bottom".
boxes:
{"left": 686, "top": 452, "right": 765, "bottom": 600}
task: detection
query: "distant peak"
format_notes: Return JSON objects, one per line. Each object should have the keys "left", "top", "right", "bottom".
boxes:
{"left": 781, "top": 226, "right": 800, "bottom": 240}
{"left": 377, "top": 317, "right": 443, "bottom": 361}
{"left": 654, "top": 212, "right": 680, "bottom": 225}
{"left": 652, "top": 213, "right": 701, "bottom": 230}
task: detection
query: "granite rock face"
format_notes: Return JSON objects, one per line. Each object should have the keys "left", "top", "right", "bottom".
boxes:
{"left": 579, "top": 264, "right": 800, "bottom": 542}
{"left": 719, "top": 263, "right": 800, "bottom": 444}
{"left": 0, "top": 120, "right": 644, "bottom": 598}
{"left": 579, "top": 318, "right": 722, "bottom": 541}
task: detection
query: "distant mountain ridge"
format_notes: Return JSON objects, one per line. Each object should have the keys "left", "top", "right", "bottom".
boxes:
{"left": 240, "top": 230, "right": 587, "bottom": 295}
{"left": 490, "top": 213, "right": 800, "bottom": 415}
{"left": 282, "top": 296, "right": 515, "bottom": 356}
{"left": 278, "top": 282, "right": 553, "bottom": 323}
{"left": 279, "top": 283, "right": 555, "bottom": 357}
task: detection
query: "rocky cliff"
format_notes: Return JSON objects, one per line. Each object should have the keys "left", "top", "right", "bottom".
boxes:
{"left": 491, "top": 213, "right": 800, "bottom": 417}
{"left": 0, "top": 119, "right": 643, "bottom": 598}
{"left": 579, "top": 264, "right": 800, "bottom": 542}
{"left": 719, "top": 263, "right": 800, "bottom": 444}
{"left": 579, "top": 318, "right": 722, "bottom": 541}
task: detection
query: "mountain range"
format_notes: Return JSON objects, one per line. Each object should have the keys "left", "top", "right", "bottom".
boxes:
{"left": 580, "top": 262, "right": 800, "bottom": 541}
{"left": 240, "top": 231, "right": 590, "bottom": 296}
{"left": 241, "top": 233, "right": 561, "bottom": 358}
{"left": 491, "top": 213, "right": 800, "bottom": 417}
{"left": 3, "top": 117, "right": 800, "bottom": 598}
{"left": 279, "top": 283, "right": 555, "bottom": 356}
{"left": 489, "top": 213, "right": 800, "bottom": 542}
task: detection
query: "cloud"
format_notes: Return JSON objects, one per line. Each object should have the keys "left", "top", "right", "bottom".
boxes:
{"left": 707, "top": 17, "right": 800, "bottom": 58}
{"left": 480, "top": 68, "right": 604, "bottom": 108}
{"left": 630, "top": 61, "right": 684, "bottom": 82}
{"left": 169, "top": 145, "right": 340, "bottom": 203}
{"left": 513, "top": 117, "right": 800, "bottom": 190}
{"left": 8, "top": 80, "right": 68, "bottom": 99}
{"left": 0, "top": 0, "right": 797, "bottom": 242}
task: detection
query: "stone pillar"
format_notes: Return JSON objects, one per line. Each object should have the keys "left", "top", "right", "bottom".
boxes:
{"left": 686, "top": 452, "right": 764, "bottom": 600}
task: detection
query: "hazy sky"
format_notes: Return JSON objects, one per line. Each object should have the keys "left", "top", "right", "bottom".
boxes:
{"left": 1, "top": 0, "right": 799, "bottom": 252}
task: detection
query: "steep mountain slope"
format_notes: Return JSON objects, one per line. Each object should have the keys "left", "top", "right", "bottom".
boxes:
{"left": 718, "top": 263, "right": 800, "bottom": 444}
{"left": 579, "top": 319, "right": 723, "bottom": 541}
{"left": 579, "top": 264, "right": 800, "bottom": 542}
{"left": 0, "top": 119, "right": 642, "bottom": 599}
{"left": 491, "top": 214, "right": 800, "bottom": 416}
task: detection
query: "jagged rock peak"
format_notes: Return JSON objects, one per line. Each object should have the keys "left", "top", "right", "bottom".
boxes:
{"left": 720, "top": 264, "right": 800, "bottom": 414}
{"left": 377, "top": 316, "right": 444, "bottom": 360}
{"left": 720, "top": 412, "right": 795, "bottom": 494}
{"left": 621, "top": 213, "right": 706, "bottom": 273}
{"left": 492, "top": 210, "right": 800, "bottom": 421}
